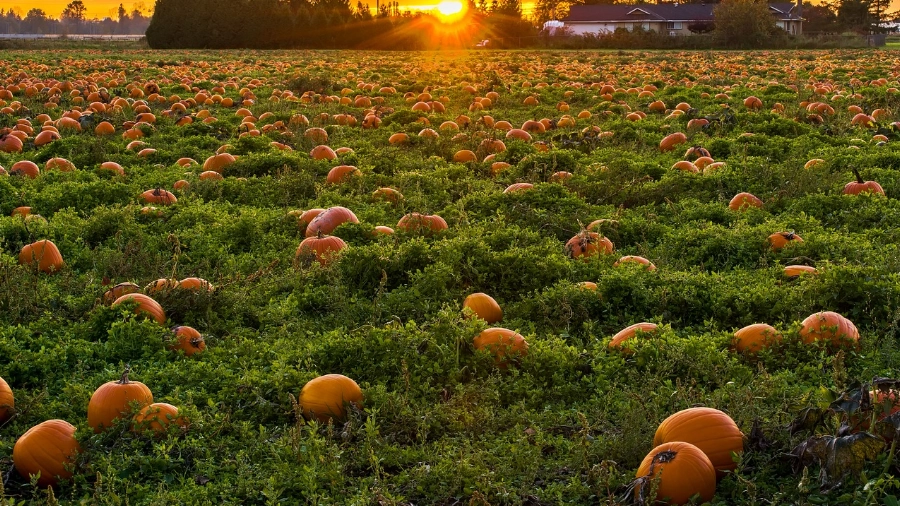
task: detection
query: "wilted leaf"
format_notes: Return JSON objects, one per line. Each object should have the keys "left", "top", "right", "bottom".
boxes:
{"left": 789, "top": 406, "right": 828, "bottom": 435}
{"left": 790, "top": 433, "right": 885, "bottom": 490}
{"left": 873, "top": 377, "right": 900, "bottom": 393}
{"left": 747, "top": 418, "right": 771, "bottom": 452}
{"left": 829, "top": 382, "right": 870, "bottom": 415}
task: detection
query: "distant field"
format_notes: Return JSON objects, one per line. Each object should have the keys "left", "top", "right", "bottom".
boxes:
{"left": 2, "top": 49, "right": 900, "bottom": 504}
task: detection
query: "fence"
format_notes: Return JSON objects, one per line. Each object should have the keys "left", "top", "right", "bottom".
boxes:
{"left": 0, "top": 34, "right": 144, "bottom": 41}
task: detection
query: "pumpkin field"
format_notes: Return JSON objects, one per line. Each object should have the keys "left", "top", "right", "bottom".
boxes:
{"left": 4, "top": 48, "right": 900, "bottom": 504}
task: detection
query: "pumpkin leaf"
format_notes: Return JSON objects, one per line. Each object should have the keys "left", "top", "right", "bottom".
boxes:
{"left": 829, "top": 382, "right": 870, "bottom": 415}
{"left": 747, "top": 418, "right": 772, "bottom": 452}
{"left": 790, "top": 433, "right": 885, "bottom": 491}
{"left": 789, "top": 406, "right": 828, "bottom": 435}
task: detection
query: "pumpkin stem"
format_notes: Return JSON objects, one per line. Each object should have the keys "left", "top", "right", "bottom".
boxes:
{"left": 317, "top": 229, "right": 324, "bottom": 239}
{"left": 118, "top": 365, "right": 132, "bottom": 384}
{"left": 652, "top": 449, "right": 678, "bottom": 465}
{"left": 852, "top": 167, "right": 864, "bottom": 184}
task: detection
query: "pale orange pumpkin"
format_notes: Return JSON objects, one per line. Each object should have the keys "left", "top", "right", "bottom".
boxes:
{"left": 463, "top": 293, "right": 503, "bottom": 323}
{"left": 19, "top": 240, "right": 64, "bottom": 273}
{"left": 133, "top": 403, "right": 188, "bottom": 433}
{"left": 299, "top": 374, "right": 363, "bottom": 423}
{"left": 112, "top": 293, "right": 166, "bottom": 324}
{"left": 733, "top": 323, "right": 782, "bottom": 354}
{"left": 473, "top": 328, "right": 528, "bottom": 368}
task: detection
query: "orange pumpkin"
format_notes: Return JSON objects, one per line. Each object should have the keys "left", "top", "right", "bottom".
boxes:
{"left": 87, "top": 369, "right": 154, "bottom": 432}
{"left": 659, "top": 132, "right": 687, "bottom": 152}
{"left": 102, "top": 282, "right": 141, "bottom": 304}
{"left": 843, "top": 169, "right": 885, "bottom": 196}
{"left": 140, "top": 188, "right": 177, "bottom": 205}
{"left": 565, "top": 231, "right": 614, "bottom": 260}
{"left": 13, "top": 420, "right": 80, "bottom": 487}
{"left": 133, "top": 402, "right": 187, "bottom": 433}
{"left": 608, "top": 322, "right": 659, "bottom": 350}
{"left": 19, "top": 240, "right": 64, "bottom": 273}
{"left": 10, "top": 160, "right": 39, "bottom": 178}
{"left": 396, "top": 213, "right": 448, "bottom": 234}
{"left": 299, "top": 374, "right": 363, "bottom": 423}
{"left": 305, "top": 206, "right": 359, "bottom": 237}
{"left": 295, "top": 208, "right": 325, "bottom": 232}
{"left": 178, "top": 277, "right": 213, "bottom": 292}
{"left": 473, "top": 328, "right": 529, "bottom": 368}
{"left": 296, "top": 232, "right": 348, "bottom": 266}
{"left": 733, "top": 323, "right": 782, "bottom": 354}
{"left": 504, "top": 182, "right": 534, "bottom": 193}
{"left": 373, "top": 187, "right": 403, "bottom": 203}
{"left": 784, "top": 265, "right": 818, "bottom": 278}
{"left": 99, "top": 161, "right": 125, "bottom": 176}
{"left": 767, "top": 232, "right": 803, "bottom": 251}
{"left": 729, "top": 192, "right": 763, "bottom": 211}
{"left": 112, "top": 293, "right": 166, "bottom": 324}
{"left": 45, "top": 157, "right": 76, "bottom": 172}
{"left": 169, "top": 326, "right": 206, "bottom": 356}
{"left": 463, "top": 293, "right": 503, "bottom": 323}
{"left": 614, "top": 255, "right": 656, "bottom": 271}
{"left": 202, "top": 153, "right": 236, "bottom": 173}
{"left": 0, "top": 375, "right": 13, "bottom": 423}
{"left": 799, "top": 311, "right": 859, "bottom": 348}
{"left": 326, "top": 165, "right": 361, "bottom": 184}
{"left": 636, "top": 442, "right": 716, "bottom": 505}
{"left": 653, "top": 407, "right": 744, "bottom": 476}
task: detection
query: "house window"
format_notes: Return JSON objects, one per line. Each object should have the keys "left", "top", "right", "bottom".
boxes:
{"left": 666, "top": 22, "right": 683, "bottom": 30}
{"left": 642, "top": 22, "right": 651, "bottom": 30}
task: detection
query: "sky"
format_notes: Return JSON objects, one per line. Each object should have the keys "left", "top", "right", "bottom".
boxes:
{"left": 0, "top": 1, "right": 149, "bottom": 19}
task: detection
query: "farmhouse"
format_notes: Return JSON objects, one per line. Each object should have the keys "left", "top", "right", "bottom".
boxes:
{"left": 558, "top": 2, "right": 803, "bottom": 36}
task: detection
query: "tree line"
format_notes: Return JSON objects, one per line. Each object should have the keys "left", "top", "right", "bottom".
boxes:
{"left": 146, "top": 0, "right": 534, "bottom": 49}
{"left": 0, "top": 1, "right": 150, "bottom": 35}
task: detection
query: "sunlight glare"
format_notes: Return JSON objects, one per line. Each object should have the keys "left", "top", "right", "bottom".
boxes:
{"left": 437, "top": 1, "right": 463, "bottom": 16}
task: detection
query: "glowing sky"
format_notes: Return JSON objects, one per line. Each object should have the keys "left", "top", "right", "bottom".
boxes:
{"left": 0, "top": 1, "right": 149, "bottom": 19}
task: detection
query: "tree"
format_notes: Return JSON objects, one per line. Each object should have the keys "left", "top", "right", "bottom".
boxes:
{"left": 117, "top": 3, "right": 127, "bottom": 22}
{"left": 61, "top": 0, "right": 87, "bottom": 21}
{"left": 24, "top": 8, "right": 49, "bottom": 33}
{"left": 713, "top": 0, "right": 784, "bottom": 47}
{"left": 803, "top": 1, "right": 840, "bottom": 33}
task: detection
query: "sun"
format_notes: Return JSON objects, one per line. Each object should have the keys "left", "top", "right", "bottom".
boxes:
{"left": 435, "top": 1, "right": 466, "bottom": 22}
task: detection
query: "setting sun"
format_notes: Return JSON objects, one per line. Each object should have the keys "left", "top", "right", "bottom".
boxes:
{"left": 435, "top": 0, "right": 466, "bottom": 22}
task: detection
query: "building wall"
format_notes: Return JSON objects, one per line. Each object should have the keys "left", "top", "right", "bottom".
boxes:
{"left": 564, "top": 20, "right": 801, "bottom": 36}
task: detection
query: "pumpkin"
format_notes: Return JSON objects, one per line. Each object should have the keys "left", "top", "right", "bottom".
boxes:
{"left": 608, "top": 322, "right": 658, "bottom": 350}
{"left": 299, "top": 374, "right": 363, "bottom": 423}
{"left": 34, "top": 130, "right": 60, "bottom": 146}
{"left": 0, "top": 375, "right": 13, "bottom": 422}
{"left": 453, "top": 150, "right": 477, "bottom": 163}
{"left": 310, "top": 145, "right": 337, "bottom": 160}
{"left": 373, "top": 225, "right": 395, "bottom": 235}
{"left": 45, "top": 157, "right": 76, "bottom": 172}
{"left": 200, "top": 170, "right": 224, "bottom": 181}
{"left": 169, "top": 326, "right": 206, "bottom": 356}
{"left": 13, "top": 420, "right": 80, "bottom": 487}
{"left": 99, "top": 161, "right": 125, "bottom": 176}
{"left": 767, "top": 232, "right": 803, "bottom": 251}
{"left": 576, "top": 281, "right": 598, "bottom": 290}
{"left": 614, "top": 255, "right": 656, "bottom": 271}
{"left": 202, "top": 152, "right": 235, "bottom": 173}
{"left": 733, "top": 323, "right": 782, "bottom": 354}
{"left": 799, "top": 311, "right": 859, "bottom": 348}
{"left": 10, "top": 160, "right": 39, "bottom": 178}
{"left": 504, "top": 182, "right": 534, "bottom": 193}
{"left": 12, "top": 206, "right": 31, "bottom": 217}
{"left": 463, "top": 293, "right": 503, "bottom": 323}
{"left": 565, "top": 231, "right": 614, "bottom": 260}
{"left": 396, "top": 213, "right": 448, "bottom": 234}
{"left": 326, "top": 165, "right": 361, "bottom": 185}
{"left": 178, "top": 277, "right": 214, "bottom": 292}
{"left": 728, "top": 192, "right": 763, "bottom": 211}
{"left": 296, "top": 232, "right": 348, "bottom": 266}
{"left": 0, "top": 132, "right": 23, "bottom": 153}
{"left": 373, "top": 187, "right": 403, "bottom": 203}
{"left": 112, "top": 293, "right": 166, "bottom": 324}
{"left": 653, "top": 407, "right": 744, "bottom": 476}
{"left": 296, "top": 208, "right": 325, "bottom": 232}
{"left": 87, "top": 368, "right": 154, "bottom": 432}
{"left": 19, "top": 240, "right": 64, "bottom": 273}
{"left": 140, "top": 188, "right": 177, "bottom": 205}
{"left": 743, "top": 96, "right": 763, "bottom": 110}
{"left": 145, "top": 278, "right": 179, "bottom": 293}
{"left": 636, "top": 442, "right": 716, "bottom": 505}
{"left": 305, "top": 206, "right": 359, "bottom": 237}
{"left": 133, "top": 403, "right": 187, "bottom": 433}
{"left": 659, "top": 132, "right": 687, "bottom": 152}
{"left": 473, "top": 328, "right": 529, "bottom": 368}
{"left": 843, "top": 168, "right": 885, "bottom": 196}
{"left": 784, "top": 265, "right": 818, "bottom": 278}
{"left": 102, "top": 282, "right": 141, "bottom": 304}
